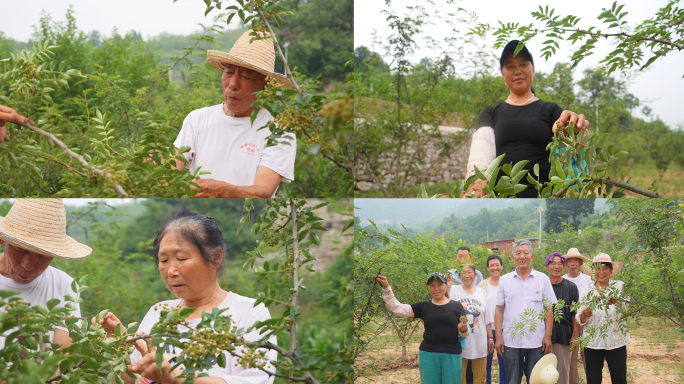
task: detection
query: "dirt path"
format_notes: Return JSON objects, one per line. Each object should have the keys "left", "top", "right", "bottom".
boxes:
{"left": 356, "top": 323, "right": 684, "bottom": 383}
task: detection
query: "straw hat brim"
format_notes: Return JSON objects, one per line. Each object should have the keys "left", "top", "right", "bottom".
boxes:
{"left": 530, "top": 353, "right": 558, "bottom": 384}
{"left": 0, "top": 217, "right": 92, "bottom": 259}
{"left": 564, "top": 248, "right": 590, "bottom": 262}
{"left": 581, "top": 262, "right": 623, "bottom": 276}
{"left": 565, "top": 254, "right": 590, "bottom": 262}
{"left": 208, "top": 50, "right": 293, "bottom": 89}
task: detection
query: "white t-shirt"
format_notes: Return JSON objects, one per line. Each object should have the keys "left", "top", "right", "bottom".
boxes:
{"left": 486, "top": 281, "right": 499, "bottom": 319}
{"left": 174, "top": 104, "right": 296, "bottom": 195}
{"left": 131, "top": 292, "right": 276, "bottom": 384}
{"left": 563, "top": 273, "right": 593, "bottom": 294}
{"left": 449, "top": 285, "right": 493, "bottom": 359}
{"left": 0, "top": 265, "right": 81, "bottom": 348}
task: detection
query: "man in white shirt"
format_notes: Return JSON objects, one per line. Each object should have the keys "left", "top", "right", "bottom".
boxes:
{"left": 0, "top": 199, "right": 92, "bottom": 349}
{"left": 561, "top": 247, "right": 591, "bottom": 384}
{"left": 174, "top": 30, "right": 297, "bottom": 198}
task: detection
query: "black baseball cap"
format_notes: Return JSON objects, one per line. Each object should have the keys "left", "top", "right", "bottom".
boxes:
{"left": 499, "top": 40, "right": 534, "bottom": 70}
{"left": 426, "top": 272, "right": 448, "bottom": 284}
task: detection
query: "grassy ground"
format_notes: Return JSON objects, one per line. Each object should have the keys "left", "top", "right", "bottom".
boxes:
{"left": 356, "top": 317, "right": 684, "bottom": 383}
{"left": 615, "top": 161, "right": 684, "bottom": 198}
{"left": 354, "top": 162, "right": 684, "bottom": 198}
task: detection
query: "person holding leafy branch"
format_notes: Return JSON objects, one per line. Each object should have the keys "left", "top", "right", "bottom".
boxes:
{"left": 172, "top": 30, "right": 296, "bottom": 198}
{"left": 376, "top": 272, "right": 470, "bottom": 384}
{"left": 95, "top": 209, "right": 276, "bottom": 384}
{"left": 0, "top": 199, "right": 91, "bottom": 350}
{"left": 464, "top": 40, "right": 590, "bottom": 198}
{"left": 576, "top": 254, "right": 630, "bottom": 384}
{"left": 0, "top": 104, "right": 34, "bottom": 143}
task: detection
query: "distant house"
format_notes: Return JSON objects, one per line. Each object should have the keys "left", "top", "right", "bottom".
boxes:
{"left": 479, "top": 238, "right": 540, "bottom": 255}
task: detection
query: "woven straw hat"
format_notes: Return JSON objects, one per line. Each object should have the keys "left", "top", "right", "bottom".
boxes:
{"left": 530, "top": 354, "right": 559, "bottom": 384}
{"left": 207, "top": 30, "right": 293, "bottom": 89}
{"left": 582, "top": 253, "right": 623, "bottom": 276}
{"left": 0, "top": 199, "right": 92, "bottom": 259}
{"left": 564, "top": 248, "right": 590, "bottom": 262}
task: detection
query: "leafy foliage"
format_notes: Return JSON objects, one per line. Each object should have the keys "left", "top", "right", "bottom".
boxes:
{"left": 354, "top": 1, "right": 506, "bottom": 198}
{"left": 469, "top": 1, "right": 684, "bottom": 76}
{"left": 0, "top": 0, "right": 352, "bottom": 198}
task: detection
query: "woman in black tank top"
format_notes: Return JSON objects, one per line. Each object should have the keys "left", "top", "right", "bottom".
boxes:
{"left": 465, "top": 40, "right": 591, "bottom": 198}
{"left": 376, "top": 272, "right": 471, "bottom": 383}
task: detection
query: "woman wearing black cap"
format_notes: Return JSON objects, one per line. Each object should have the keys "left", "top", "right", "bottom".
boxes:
{"left": 464, "top": 40, "right": 590, "bottom": 198}
{"left": 376, "top": 272, "right": 470, "bottom": 384}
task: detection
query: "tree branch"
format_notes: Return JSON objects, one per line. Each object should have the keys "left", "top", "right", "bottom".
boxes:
{"left": 46, "top": 360, "right": 85, "bottom": 383}
{"left": 615, "top": 297, "right": 684, "bottom": 330}
{"left": 593, "top": 177, "right": 662, "bottom": 198}
{"left": 255, "top": 8, "right": 304, "bottom": 96}
{"left": 289, "top": 199, "right": 299, "bottom": 352}
{"left": 20, "top": 122, "right": 128, "bottom": 197}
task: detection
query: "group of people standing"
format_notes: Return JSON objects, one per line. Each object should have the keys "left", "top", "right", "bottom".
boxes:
{"left": 378, "top": 241, "right": 631, "bottom": 384}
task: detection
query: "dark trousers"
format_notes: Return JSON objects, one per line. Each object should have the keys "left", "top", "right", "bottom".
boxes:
{"left": 486, "top": 334, "right": 507, "bottom": 384}
{"left": 584, "top": 346, "right": 627, "bottom": 384}
{"left": 502, "top": 346, "right": 543, "bottom": 384}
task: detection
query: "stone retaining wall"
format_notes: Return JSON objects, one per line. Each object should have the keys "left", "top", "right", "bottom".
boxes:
{"left": 355, "top": 126, "right": 472, "bottom": 191}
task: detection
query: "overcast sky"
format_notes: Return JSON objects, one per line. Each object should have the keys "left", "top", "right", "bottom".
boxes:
{"left": 0, "top": 0, "right": 232, "bottom": 42}
{"left": 355, "top": 0, "right": 684, "bottom": 128}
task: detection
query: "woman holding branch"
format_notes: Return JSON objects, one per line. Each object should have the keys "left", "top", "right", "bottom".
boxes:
{"left": 576, "top": 254, "right": 630, "bottom": 384}
{"left": 376, "top": 272, "right": 470, "bottom": 384}
{"left": 94, "top": 209, "right": 276, "bottom": 384}
{"left": 464, "top": 40, "right": 590, "bottom": 198}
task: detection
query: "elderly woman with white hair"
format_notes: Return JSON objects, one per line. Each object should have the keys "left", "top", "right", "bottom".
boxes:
{"left": 95, "top": 209, "right": 276, "bottom": 384}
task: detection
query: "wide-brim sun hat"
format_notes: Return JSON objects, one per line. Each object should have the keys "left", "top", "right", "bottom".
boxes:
{"left": 564, "top": 247, "right": 590, "bottom": 262}
{"left": 530, "top": 353, "right": 559, "bottom": 384}
{"left": 0, "top": 199, "right": 92, "bottom": 259}
{"left": 581, "top": 253, "right": 623, "bottom": 276}
{"left": 207, "top": 30, "right": 293, "bottom": 89}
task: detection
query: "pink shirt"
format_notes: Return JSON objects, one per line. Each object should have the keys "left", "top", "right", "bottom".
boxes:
{"left": 496, "top": 268, "right": 557, "bottom": 348}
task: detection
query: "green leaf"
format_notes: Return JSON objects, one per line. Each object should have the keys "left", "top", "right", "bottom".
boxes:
{"left": 474, "top": 166, "right": 487, "bottom": 180}
{"left": 217, "top": 352, "right": 227, "bottom": 368}
{"left": 486, "top": 154, "right": 504, "bottom": 176}
{"left": 250, "top": 108, "right": 260, "bottom": 126}
{"left": 155, "top": 345, "right": 165, "bottom": 371}
{"left": 310, "top": 232, "right": 321, "bottom": 246}
{"left": 46, "top": 298, "right": 61, "bottom": 310}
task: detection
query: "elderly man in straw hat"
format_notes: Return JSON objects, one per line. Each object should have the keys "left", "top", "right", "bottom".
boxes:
{"left": 172, "top": 29, "right": 296, "bottom": 198}
{"left": 0, "top": 199, "right": 92, "bottom": 349}
{"left": 561, "top": 248, "right": 591, "bottom": 384}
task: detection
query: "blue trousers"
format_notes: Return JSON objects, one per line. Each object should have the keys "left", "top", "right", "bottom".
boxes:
{"left": 487, "top": 334, "right": 507, "bottom": 384}
{"left": 502, "top": 346, "right": 543, "bottom": 384}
